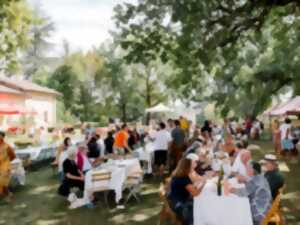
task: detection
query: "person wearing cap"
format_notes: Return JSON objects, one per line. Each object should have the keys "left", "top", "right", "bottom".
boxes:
{"left": 168, "top": 154, "right": 206, "bottom": 225}
{"left": 58, "top": 147, "right": 85, "bottom": 197}
{"left": 0, "top": 131, "right": 16, "bottom": 200}
{"left": 230, "top": 161, "right": 272, "bottom": 225}
{"left": 263, "top": 154, "right": 285, "bottom": 200}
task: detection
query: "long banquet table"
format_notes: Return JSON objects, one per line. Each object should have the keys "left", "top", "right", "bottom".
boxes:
{"left": 194, "top": 178, "right": 253, "bottom": 225}
{"left": 84, "top": 158, "right": 142, "bottom": 204}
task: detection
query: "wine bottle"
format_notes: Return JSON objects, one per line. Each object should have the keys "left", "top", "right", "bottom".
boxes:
{"left": 217, "top": 166, "right": 224, "bottom": 196}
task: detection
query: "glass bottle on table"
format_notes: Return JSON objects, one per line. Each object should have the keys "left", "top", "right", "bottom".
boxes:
{"left": 217, "top": 166, "right": 224, "bottom": 196}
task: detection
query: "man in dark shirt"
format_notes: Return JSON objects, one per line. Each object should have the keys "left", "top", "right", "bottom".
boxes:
{"left": 169, "top": 120, "right": 186, "bottom": 173}
{"left": 263, "top": 154, "right": 285, "bottom": 200}
{"left": 104, "top": 131, "right": 114, "bottom": 154}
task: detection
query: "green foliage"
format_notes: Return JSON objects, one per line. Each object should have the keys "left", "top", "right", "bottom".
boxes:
{"left": 47, "top": 65, "right": 78, "bottom": 110}
{"left": 0, "top": 0, "right": 34, "bottom": 73}
{"left": 22, "top": 5, "right": 55, "bottom": 78}
{"left": 114, "top": 0, "right": 300, "bottom": 118}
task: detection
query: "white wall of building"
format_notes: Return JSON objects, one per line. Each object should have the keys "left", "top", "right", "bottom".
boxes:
{"left": 25, "top": 92, "right": 57, "bottom": 127}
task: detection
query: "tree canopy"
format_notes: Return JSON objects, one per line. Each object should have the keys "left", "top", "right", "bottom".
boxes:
{"left": 114, "top": 0, "right": 300, "bottom": 117}
{"left": 0, "top": 0, "right": 34, "bottom": 73}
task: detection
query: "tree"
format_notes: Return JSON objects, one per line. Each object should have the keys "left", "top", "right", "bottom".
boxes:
{"left": 74, "top": 82, "right": 97, "bottom": 122}
{"left": 114, "top": 0, "right": 300, "bottom": 117}
{"left": 22, "top": 4, "right": 54, "bottom": 79}
{"left": 0, "top": 0, "right": 34, "bottom": 73}
{"left": 95, "top": 45, "right": 147, "bottom": 122}
{"left": 47, "top": 65, "right": 78, "bottom": 111}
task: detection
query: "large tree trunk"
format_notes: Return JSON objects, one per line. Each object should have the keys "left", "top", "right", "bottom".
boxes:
{"left": 145, "top": 73, "right": 152, "bottom": 125}
{"left": 121, "top": 103, "right": 127, "bottom": 123}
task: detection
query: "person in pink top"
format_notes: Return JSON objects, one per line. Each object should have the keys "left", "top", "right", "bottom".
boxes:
{"left": 76, "top": 144, "right": 92, "bottom": 174}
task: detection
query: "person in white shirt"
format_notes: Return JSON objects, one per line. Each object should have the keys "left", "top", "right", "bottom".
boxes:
{"left": 232, "top": 150, "right": 252, "bottom": 182}
{"left": 150, "top": 122, "right": 172, "bottom": 176}
{"left": 279, "top": 118, "right": 294, "bottom": 153}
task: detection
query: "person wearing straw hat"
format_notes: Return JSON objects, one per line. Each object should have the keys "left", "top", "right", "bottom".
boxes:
{"left": 262, "top": 154, "right": 285, "bottom": 200}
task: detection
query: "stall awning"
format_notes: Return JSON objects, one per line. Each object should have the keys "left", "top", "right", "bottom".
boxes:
{"left": 270, "top": 96, "right": 300, "bottom": 116}
{"left": 0, "top": 103, "right": 36, "bottom": 115}
{"left": 145, "top": 103, "right": 173, "bottom": 113}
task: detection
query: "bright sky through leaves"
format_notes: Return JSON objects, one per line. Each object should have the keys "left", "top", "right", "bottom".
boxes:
{"left": 28, "top": 0, "right": 135, "bottom": 56}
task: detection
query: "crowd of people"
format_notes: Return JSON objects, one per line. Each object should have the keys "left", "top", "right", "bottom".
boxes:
{"left": 0, "top": 115, "right": 291, "bottom": 225}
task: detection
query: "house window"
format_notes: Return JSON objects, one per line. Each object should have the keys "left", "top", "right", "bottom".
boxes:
{"left": 44, "top": 111, "right": 48, "bottom": 123}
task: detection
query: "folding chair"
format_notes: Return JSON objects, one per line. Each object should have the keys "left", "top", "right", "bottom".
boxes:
{"left": 123, "top": 171, "right": 143, "bottom": 204}
{"left": 262, "top": 187, "right": 284, "bottom": 225}
{"left": 91, "top": 171, "right": 112, "bottom": 206}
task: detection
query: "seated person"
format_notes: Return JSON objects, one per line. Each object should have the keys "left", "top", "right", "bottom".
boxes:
{"left": 52, "top": 137, "right": 71, "bottom": 165}
{"left": 262, "top": 154, "right": 285, "bottom": 200}
{"left": 230, "top": 161, "right": 272, "bottom": 225}
{"left": 232, "top": 150, "right": 252, "bottom": 182}
{"left": 76, "top": 144, "right": 92, "bottom": 174}
{"left": 58, "top": 147, "right": 85, "bottom": 197}
{"left": 195, "top": 152, "right": 212, "bottom": 176}
{"left": 168, "top": 154, "right": 205, "bottom": 225}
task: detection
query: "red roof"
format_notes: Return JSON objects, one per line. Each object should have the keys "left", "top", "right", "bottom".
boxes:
{"left": 0, "top": 76, "right": 60, "bottom": 96}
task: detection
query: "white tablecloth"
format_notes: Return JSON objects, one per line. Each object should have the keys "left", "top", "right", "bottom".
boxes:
{"left": 194, "top": 178, "right": 253, "bottom": 225}
{"left": 135, "top": 143, "right": 154, "bottom": 174}
{"left": 15, "top": 143, "right": 60, "bottom": 161}
{"left": 84, "top": 158, "right": 142, "bottom": 204}
{"left": 11, "top": 159, "right": 26, "bottom": 185}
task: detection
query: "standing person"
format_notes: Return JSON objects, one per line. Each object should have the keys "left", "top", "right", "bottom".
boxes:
{"left": 262, "top": 154, "right": 285, "bottom": 200}
{"left": 223, "top": 119, "right": 235, "bottom": 154}
{"left": 87, "top": 135, "right": 101, "bottom": 159}
{"left": 179, "top": 116, "right": 190, "bottom": 139}
{"left": 167, "top": 119, "right": 175, "bottom": 133}
{"left": 201, "top": 120, "right": 212, "bottom": 141}
{"left": 245, "top": 117, "right": 253, "bottom": 137}
{"left": 272, "top": 120, "right": 281, "bottom": 155}
{"left": 0, "top": 131, "right": 16, "bottom": 200}
{"left": 113, "top": 124, "right": 132, "bottom": 155}
{"left": 149, "top": 122, "right": 172, "bottom": 177}
{"left": 104, "top": 131, "right": 115, "bottom": 155}
{"left": 84, "top": 124, "right": 93, "bottom": 141}
{"left": 280, "top": 118, "right": 294, "bottom": 156}
{"left": 169, "top": 120, "right": 186, "bottom": 173}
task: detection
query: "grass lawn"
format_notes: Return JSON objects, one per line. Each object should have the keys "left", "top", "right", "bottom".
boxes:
{"left": 0, "top": 141, "right": 299, "bottom": 225}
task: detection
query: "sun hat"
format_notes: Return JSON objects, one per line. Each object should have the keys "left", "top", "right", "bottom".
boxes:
{"left": 186, "top": 153, "right": 199, "bottom": 161}
{"left": 264, "top": 154, "right": 277, "bottom": 162}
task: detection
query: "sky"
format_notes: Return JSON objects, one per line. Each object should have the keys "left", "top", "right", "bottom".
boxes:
{"left": 28, "top": 0, "right": 135, "bottom": 56}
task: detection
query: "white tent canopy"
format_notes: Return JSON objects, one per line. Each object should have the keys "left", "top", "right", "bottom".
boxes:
{"left": 145, "top": 103, "right": 173, "bottom": 113}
